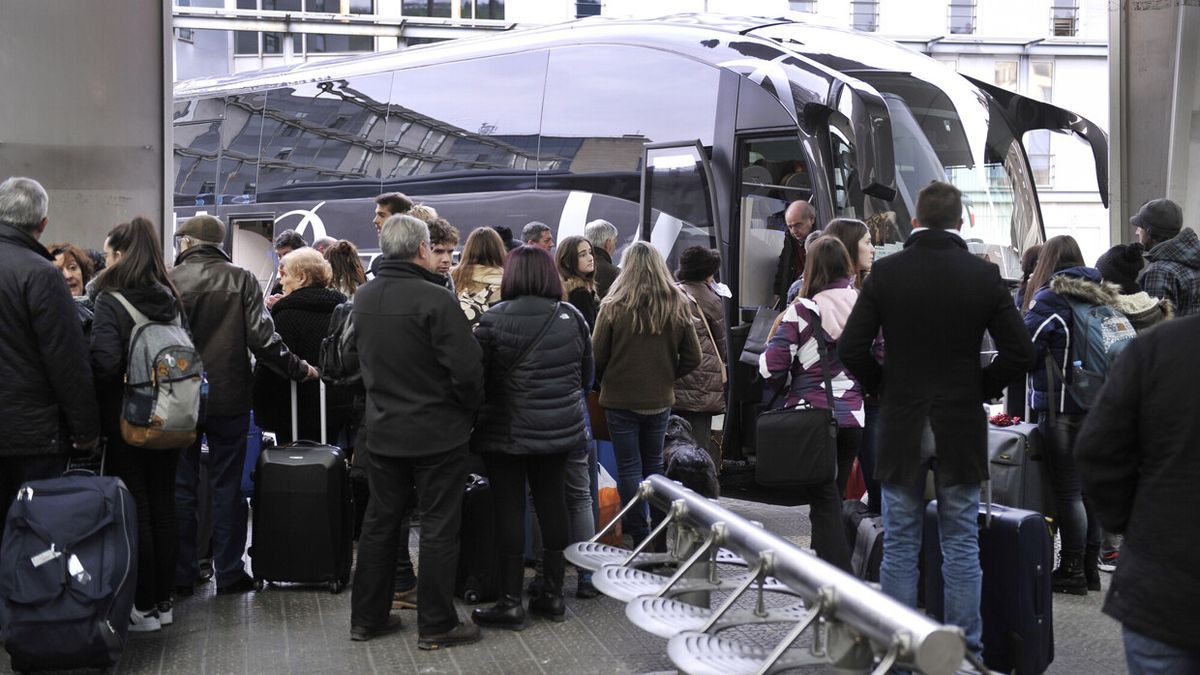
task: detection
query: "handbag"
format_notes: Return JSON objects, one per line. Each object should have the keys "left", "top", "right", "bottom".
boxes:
{"left": 738, "top": 307, "right": 782, "bottom": 367}
{"left": 585, "top": 390, "right": 609, "bottom": 441}
{"left": 754, "top": 311, "right": 839, "bottom": 488}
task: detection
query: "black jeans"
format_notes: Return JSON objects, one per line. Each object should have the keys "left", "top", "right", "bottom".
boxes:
{"left": 0, "top": 455, "right": 67, "bottom": 540}
{"left": 176, "top": 413, "right": 251, "bottom": 588}
{"left": 483, "top": 453, "right": 569, "bottom": 564}
{"left": 804, "top": 427, "right": 862, "bottom": 574}
{"left": 110, "top": 446, "right": 180, "bottom": 611}
{"left": 1038, "top": 412, "right": 1100, "bottom": 556}
{"left": 351, "top": 446, "right": 465, "bottom": 636}
{"left": 859, "top": 399, "right": 882, "bottom": 514}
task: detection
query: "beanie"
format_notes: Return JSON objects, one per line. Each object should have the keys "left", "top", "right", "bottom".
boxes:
{"left": 1096, "top": 242, "right": 1145, "bottom": 295}
{"left": 676, "top": 246, "right": 721, "bottom": 282}
{"left": 1130, "top": 198, "right": 1183, "bottom": 242}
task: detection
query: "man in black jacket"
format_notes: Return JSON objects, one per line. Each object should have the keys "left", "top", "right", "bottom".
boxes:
{"left": 1075, "top": 315, "right": 1200, "bottom": 672}
{"left": 350, "top": 214, "right": 484, "bottom": 648}
{"left": 170, "top": 215, "right": 317, "bottom": 595}
{"left": 772, "top": 200, "right": 816, "bottom": 308}
{"left": 0, "top": 177, "right": 100, "bottom": 532}
{"left": 839, "top": 181, "right": 1033, "bottom": 657}
{"left": 585, "top": 219, "right": 620, "bottom": 299}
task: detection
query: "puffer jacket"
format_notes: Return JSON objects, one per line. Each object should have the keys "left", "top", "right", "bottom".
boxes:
{"left": 0, "top": 223, "right": 100, "bottom": 455}
{"left": 1139, "top": 227, "right": 1200, "bottom": 317}
{"left": 1025, "top": 266, "right": 1123, "bottom": 414}
{"left": 472, "top": 296, "right": 593, "bottom": 455}
{"left": 171, "top": 244, "right": 309, "bottom": 417}
{"left": 253, "top": 285, "right": 350, "bottom": 442}
{"left": 672, "top": 282, "right": 727, "bottom": 414}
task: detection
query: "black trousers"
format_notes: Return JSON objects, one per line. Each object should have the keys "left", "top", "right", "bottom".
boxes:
{"left": 109, "top": 446, "right": 181, "bottom": 611}
{"left": 0, "top": 455, "right": 67, "bottom": 540}
{"left": 482, "top": 453, "right": 569, "bottom": 564}
{"left": 351, "top": 446, "right": 465, "bottom": 636}
{"left": 805, "top": 427, "right": 862, "bottom": 574}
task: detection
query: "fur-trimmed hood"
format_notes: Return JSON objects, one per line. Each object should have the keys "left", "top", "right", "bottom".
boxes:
{"left": 1113, "top": 291, "right": 1174, "bottom": 330}
{"left": 562, "top": 274, "right": 595, "bottom": 295}
{"left": 1048, "top": 267, "right": 1119, "bottom": 306}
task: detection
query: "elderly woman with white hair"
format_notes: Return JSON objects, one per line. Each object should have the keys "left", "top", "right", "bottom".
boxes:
{"left": 252, "top": 247, "right": 350, "bottom": 443}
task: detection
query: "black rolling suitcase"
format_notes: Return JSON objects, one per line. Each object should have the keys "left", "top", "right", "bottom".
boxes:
{"left": 841, "top": 499, "right": 884, "bottom": 582}
{"left": 924, "top": 499, "right": 1054, "bottom": 674}
{"left": 455, "top": 473, "right": 498, "bottom": 603}
{"left": 251, "top": 381, "right": 353, "bottom": 593}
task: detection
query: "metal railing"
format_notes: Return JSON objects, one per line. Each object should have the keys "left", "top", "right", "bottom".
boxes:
{"left": 567, "top": 475, "right": 977, "bottom": 674}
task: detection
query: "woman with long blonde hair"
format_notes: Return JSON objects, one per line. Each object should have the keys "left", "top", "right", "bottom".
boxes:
{"left": 451, "top": 227, "right": 506, "bottom": 327}
{"left": 593, "top": 242, "right": 701, "bottom": 545}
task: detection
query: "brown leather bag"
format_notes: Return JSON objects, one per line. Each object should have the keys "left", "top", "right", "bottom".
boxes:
{"left": 586, "top": 390, "right": 609, "bottom": 441}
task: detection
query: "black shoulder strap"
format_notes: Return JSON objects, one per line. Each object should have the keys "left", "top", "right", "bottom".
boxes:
{"left": 502, "top": 302, "right": 560, "bottom": 379}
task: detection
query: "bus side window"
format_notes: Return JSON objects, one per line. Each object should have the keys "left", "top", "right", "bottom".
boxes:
{"left": 736, "top": 137, "right": 812, "bottom": 311}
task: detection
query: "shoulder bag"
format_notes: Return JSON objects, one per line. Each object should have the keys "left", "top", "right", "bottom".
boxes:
{"left": 754, "top": 310, "right": 838, "bottom": 488}
{"left": 738, "top": 307, "right": 782, "bottom": 367}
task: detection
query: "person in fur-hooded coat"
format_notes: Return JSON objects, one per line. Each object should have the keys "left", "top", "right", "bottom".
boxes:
{"left": 1096, "top": 242, "right": 1174, "bottom": 332}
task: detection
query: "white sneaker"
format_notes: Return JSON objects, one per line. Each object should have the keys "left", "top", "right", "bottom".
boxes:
{"left": 129, "top": 607, "right": 161, "bottom": 633}
{"left": 156, "top": 601, "right": 174, "bottom": 626}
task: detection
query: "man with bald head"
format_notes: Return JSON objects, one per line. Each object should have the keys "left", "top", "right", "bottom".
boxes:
{"left": 773, "top": 200, "right": 817, "bottom": 308}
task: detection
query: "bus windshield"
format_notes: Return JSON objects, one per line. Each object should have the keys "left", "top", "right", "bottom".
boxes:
{"left": 852, "top": 72, "right": 1041, "bottom": 280}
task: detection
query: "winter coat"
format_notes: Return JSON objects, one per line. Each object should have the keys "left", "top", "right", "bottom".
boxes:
{"left": 455, "top": 264, "right": 503, "bottom": 328}
{"left": 593, "top": 301, "right": 702, "bottom": 411}
{"left": 760, "top": 277, "right": 864, "bottom": 428}
{"left": 1024, "top": 266, "right": 1120, "bottom": 415}
{"left": 1076, "top": 314, "right": 1200, "bottom": 651}
{"left": 839, "top": 228, "right": 1034, "bottom": 488}
{"left": 673, "top": 281, "right": 728, "bottom": 414}
{"left": 773, "top": 234, "right": 805, "bottom": 307}
{"left": 253, "top": 285, "right": 350, "bottom": 442}
{"left": 1139, "top": 227, "right": 1200, "bottom": 317}
{"left": 89, "top": 283, "right": 185, "bottom": 448}
{"left": 593, "top": 247, "right": 619, "bottom": 300}
{"left": 563, "top": 276, "right": 599, "bottom": 330}
{"left": 0, "top": 223, "right": 100, "bottom": 456}
{"left": 171, "top": 245, "right": 309, "bottom": 417}
{"left": 472, "top": 296, "right": 593, "bottom": 455}
{"left": 1112, "top": 290, "right": 1173, "bottom": 332}
{"left": 354, "top": 260, "right": 483, "bottom": 457}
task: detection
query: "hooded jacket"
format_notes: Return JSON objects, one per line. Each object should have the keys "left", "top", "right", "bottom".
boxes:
{"left": 1025, "top": 266, "right": 1123, "bottom": 414}
{"left": 1111, "top": 291, "right": 1173, "bottom": 332}
{"left": 171, "top": 244, "right": 309, "bottom": 417}
{"left": 1139, "top": 227, "right": 1200, "bottom": 317}
{"left": 673, "top": 281, "right": 728, "bottom": 414}
{"left": 563, "top": 276, "right": 599, "bottom": 329}
{"left": 89, "top": 283, "right": 184, "bottom": 444}
{"left": 0, "top": 223, "right": 100, "bottom": 455}
{"left": 472, "top": 296, "right": 593, "bottom": 455}
{"left": 253, "top": 285, "right": 350, "bottom": 442}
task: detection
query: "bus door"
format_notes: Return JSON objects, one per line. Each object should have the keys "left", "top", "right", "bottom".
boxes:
{"left": 638, "top": 141, "right": 721, "bottom": 269}
{"left": 228, "top": 214, "right": 277, "bottom": 294}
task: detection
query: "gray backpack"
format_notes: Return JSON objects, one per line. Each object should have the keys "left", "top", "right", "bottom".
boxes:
{"left": 110, "top": 292, "right": 204, "bottom": 449}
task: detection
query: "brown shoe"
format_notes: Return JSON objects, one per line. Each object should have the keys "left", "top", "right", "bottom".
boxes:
{"left": 392, "top": 587, "right": 418, "bottom": 610}
{"left": 350, "top": 615, "right": 403, "bottom": 642}
{"left": 418, "top": 621, "right": 481, "bottom": 650}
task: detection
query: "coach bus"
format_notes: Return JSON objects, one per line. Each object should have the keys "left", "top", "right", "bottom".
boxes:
{"left": 172, "top": 13, "right": 1106, "bottom": 449}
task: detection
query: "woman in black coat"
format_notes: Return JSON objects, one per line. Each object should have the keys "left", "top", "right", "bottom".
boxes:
{"left": 470, "top": 246, "right": 593, "bottom": 629}
{"left": 253, "top": 248, "right": 348, "bottom": 443}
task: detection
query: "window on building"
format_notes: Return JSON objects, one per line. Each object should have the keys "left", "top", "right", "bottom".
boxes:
{"left": 575, "top": 0, "right": 600, "bottom": 18}
{"left": 177, "top": 0, "right": 195, "bottom": 41}
{"left": 403, "top": 0, "right": 451, "bottom": 17}
{"left": 1051, "top": 0, "right": 1078, "bottom": 37}
{"left": 850, "top": 1, "right": 878, "bottom": 32}
{"left": 461, "top": 0, "right": 504, "bottom": 19}
{"left": 235, "top": 0, "right": 374, "bottom": 55}
{"left": 948, "top": 0, "right": 976, "bottom": 35}
{"left": 1026, "top": 61, "right": 1054, "bottom": 186}
{"left": 789, "top": 1, "right": 817, "bottom": 12}
{"left": 994, "top": 61, "right": 1018, "bottom": 91}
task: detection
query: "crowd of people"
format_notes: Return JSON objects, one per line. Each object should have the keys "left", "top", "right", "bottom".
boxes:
{"left": 1, "top": 171, "right": 1196, "bottom": 670}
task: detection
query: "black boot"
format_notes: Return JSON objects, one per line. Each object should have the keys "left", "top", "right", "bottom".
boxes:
{"left": 1084, "top": 544, "right": 1101, "bottom": 592}
{"left": 472, "top": 556, "right": 527, "bottom": 631}
{"left": 529, "top": 550, "right": 566, "bottom": 622}
{"left": 1052, "top": 552, "right": 1087, "bottom": 596}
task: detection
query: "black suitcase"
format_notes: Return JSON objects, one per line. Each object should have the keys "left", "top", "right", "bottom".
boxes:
{"left": 988, "top": 423, "right": 1054, "bottom": 517}
{"left": 924, "top": 500, "right": 1054, "bottom": 674}
{"left": 841, "top": 499, "right": 883, "bottom": 582}
{"left": 455, "top": 473, "right": 498, "bottom": 603}
{"left": 251, "top": 381, "right": 353, "bottom": 593}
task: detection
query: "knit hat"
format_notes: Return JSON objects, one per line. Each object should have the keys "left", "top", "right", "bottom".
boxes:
{"left": 676, "top": 246, "right": 721, "bottom": 282}
{"left": 1130, "top": 198, "right": 1183, "bottom": 242}
{"left": 1095, "top": 242, "right": 1145, "bottom": 294}
{"left": 175, "top": 214, "right": 226, "bottom": 243}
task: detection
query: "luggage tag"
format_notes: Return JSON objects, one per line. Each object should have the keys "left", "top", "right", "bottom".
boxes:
{"left": 68, "top": 554, "right": 92, "bottom": 585}
{"left": 31, "top": 543, "right": 62, "bottom": 568}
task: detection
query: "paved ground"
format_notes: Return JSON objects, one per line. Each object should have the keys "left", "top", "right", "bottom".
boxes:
{"left": 0, "top": 497, "right": 1126, "bottom": 674}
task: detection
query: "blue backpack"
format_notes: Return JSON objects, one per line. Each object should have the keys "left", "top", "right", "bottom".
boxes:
{"left": 1063, "top": 298, "right": 1137, "bottom": 408}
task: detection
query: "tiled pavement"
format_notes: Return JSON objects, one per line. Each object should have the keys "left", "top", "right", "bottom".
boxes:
{"left": 0, "top": 498, "right": 1126, "bottom": 674}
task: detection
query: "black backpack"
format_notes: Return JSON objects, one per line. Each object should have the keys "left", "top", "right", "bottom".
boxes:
{"left": 320, "top": 300, "right": 360, "bottom": 387}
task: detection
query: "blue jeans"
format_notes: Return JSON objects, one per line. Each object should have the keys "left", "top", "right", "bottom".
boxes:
{"left": 176, "top": 413, "right": 251, "bottom": 588}
{"left": 1124, "top": 626, "right": 1200, "bottom": 674}
{"left": 605, "top": 408, "right": 670, "bottom": 543}
{"left": 881, "top": 477, "right": 983, "bottom": 657}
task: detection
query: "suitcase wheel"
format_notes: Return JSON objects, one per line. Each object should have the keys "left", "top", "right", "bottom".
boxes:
{"left": 329, "top": 580, "right": 343, "bottom": 594}
{"left": 463, "top": 589, "right": 480, "bottom": 603}
{"left": 254, "top": 578, "right": 266, "bottom": 592}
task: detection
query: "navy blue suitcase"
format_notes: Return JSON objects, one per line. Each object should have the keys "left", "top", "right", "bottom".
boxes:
{"left": 924, "top": 501, "right": 1054, "bottom": 674}
{"left": 0, "top": 472, "right": 138, "bottom": 672}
